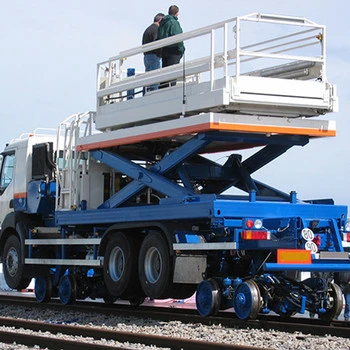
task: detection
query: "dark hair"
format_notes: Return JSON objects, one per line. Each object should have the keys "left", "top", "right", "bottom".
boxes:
{"left": 154, "top": 13, "right": 165, "bottom": 23}
{"left": 168, "top": 5, "right": 179, "bottom": 16}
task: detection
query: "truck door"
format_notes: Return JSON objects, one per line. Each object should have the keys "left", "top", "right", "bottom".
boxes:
{"left": 0, "top": 152, "right": 15, "bottom": 229}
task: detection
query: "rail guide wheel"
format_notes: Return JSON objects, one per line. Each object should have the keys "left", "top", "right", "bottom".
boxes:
{"left": 58, "top": 275, "right": 77, "bottom": 305}
{"left": 35, "top": 276, "right": 53, "bottom": 303}
{"left": 233, "top": 279, "right": 261, "bottom": 320}
{"left": 319, "top": 282, "right": 343, "bottom": 322}
{"left": 195, "top": 278, "right": 221, "bottom": 316}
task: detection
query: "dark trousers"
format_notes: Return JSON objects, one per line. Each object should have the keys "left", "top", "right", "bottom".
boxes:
{"left": 160, "top": 50, "right": 182, "bottom": 88}
{"left": 162, "top": 53, "right": 182, "bottom": 67}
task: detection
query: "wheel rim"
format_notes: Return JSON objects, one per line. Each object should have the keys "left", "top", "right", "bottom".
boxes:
{"left": 196, "top": 279, "right": 221, "bottom": 316}
{"left": 320, "top": 282, "right": 343, "bottom": 321}
{"left": 233, "top": 280, "right": 261, "bottom": 320}
{"left": 6, "top": 247, "right": 19, "bottom": 278}
{"left": 109, "top": 247, "right": 125, "bottom": 282}
{"left": 144, "top": 247, "right": 162, "bottom": 284}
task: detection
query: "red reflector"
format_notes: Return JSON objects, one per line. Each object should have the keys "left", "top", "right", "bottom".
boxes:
{"left": 313, "top": 234, "right": 321, "bottom": 248}
{"left": 345, "top": 233, "right": 350, "bottom": 242}
{"left": 277, "top": 249, "right": 311, "bottom": 264}
{"left": 246, "top": 220, "right": 254, "bottom": 229}
{"left": 241, "top": 230, "right": 270, "bottom": 240}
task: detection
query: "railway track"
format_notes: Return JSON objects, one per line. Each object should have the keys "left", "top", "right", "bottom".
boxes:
{"left": 0, "top": 317, "right": 274, "bottom": 350}
{"left": 1, "top": 293, "right": 348, "bottom": 338}
{"left": 0, "top": 292, "right": 348, "bottom": 349}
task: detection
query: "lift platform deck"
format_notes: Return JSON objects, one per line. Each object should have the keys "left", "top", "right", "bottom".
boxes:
{"left": 86, "top": 12, "right": 337, "bottom": 148}
{"left": 76, "top": 112, "right": 335, "bottom": 153}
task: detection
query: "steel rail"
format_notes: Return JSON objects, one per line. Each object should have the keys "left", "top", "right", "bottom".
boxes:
{"left": 0, "top": 328, "right": 134, "bottom": 350}
{"left": 0, "top": 294, "right": 349, "bottom": 339}
{"left": 0, "top": 317, "right": 272, "bottom": 350}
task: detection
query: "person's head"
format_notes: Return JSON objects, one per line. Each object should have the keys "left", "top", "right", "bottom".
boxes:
{"left": 154, "top": 13, "right": 165, "bottom": 24}
{"left": 168, "top": 5, "right": 179, "bottom": 16}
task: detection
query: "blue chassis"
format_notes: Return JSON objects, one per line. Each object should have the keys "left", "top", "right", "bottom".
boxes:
{"left": 54, "top": 130, "right": 350, "bottom": 272}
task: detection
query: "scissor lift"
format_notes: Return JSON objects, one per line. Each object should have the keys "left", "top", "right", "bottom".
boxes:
{"left": 58, "top": 12, "right": 340, "bottom": 213}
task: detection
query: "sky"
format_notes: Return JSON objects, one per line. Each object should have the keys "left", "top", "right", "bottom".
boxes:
{"left": 0, "top": 0, "right": 349, "bottom": 209}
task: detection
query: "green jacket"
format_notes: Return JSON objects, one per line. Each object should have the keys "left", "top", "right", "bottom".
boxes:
{"left": 157, "top": 15, "right": 185, "bottom": 54}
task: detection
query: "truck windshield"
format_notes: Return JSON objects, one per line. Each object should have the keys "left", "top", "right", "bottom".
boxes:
{"left": 0, "top": 154, "right": 15, "bottom": 193}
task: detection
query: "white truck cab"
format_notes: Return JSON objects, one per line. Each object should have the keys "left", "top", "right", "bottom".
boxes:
{"left": 0, "top": 132, "right": 56, "bottom": 289}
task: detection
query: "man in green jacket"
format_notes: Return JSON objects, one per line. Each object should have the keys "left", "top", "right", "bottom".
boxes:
{"left": 158, "top": 5, "right": 185, "bottom": 68}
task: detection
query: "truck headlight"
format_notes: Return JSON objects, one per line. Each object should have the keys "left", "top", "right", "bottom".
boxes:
{"left": 345, "top": 220, "right": 350, "bottom": 232}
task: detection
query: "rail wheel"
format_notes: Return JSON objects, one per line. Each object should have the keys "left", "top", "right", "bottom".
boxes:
{"left": 3, "top": 235, "right": 31, "bottom": 290}
{"left": 103, "top": 232, "right": 139, "bottom": 297}
{"left": 196, "top": 278, "right": 221, "bottom": 316}
{"left": 58, "top": 275, "right": 77, "bottom": 305}
{"left": 138, "top": 231, "right": 172, "bottom": 299}
{"left": 319, "top": 282, "right": 343, "bottom": 322}
{"left": 233, "top": 279, "right": 261, "bottom": 320}
{"left": 35, "top": 276, "right": 52, "bottom": 303}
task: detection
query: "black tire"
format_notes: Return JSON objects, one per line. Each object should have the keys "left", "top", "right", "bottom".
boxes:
{"left": 171, "top": 284, "right": 197, "bottom": 300}
{"left": 138, "top": 231, "right": 172, "bottom": 299}
{"left": 3, "top": 235, "right": 31, "bottom": 290}
{"left": 129, "top": 296, "right": 145, "bottom": 307}
{"left": 103, "top": 294, "right": 118, "bottom": 304}
{"left": 103, "top": 232, "right": 139, "bottom": 297}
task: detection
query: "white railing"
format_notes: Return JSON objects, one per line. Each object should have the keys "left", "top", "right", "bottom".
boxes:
{"left": 96, "top": 12, "right": 326, "bottom": 105}
{"left": 55, "top": 112, "right": 95, "bottom": 210}
{"left": 9, "top": 128, "right": 57, "bottom": 144}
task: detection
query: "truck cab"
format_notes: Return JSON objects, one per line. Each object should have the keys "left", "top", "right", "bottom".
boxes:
{"left": 0, "top": 132, "right": 56, "bottom": 289}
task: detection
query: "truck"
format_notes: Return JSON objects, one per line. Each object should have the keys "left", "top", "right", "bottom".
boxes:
{"left": 0, "top": 13, "right": 349, "bottom": 320}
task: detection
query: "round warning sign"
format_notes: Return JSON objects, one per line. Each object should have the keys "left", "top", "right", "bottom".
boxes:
{"left": 301, "top": 228, "right": 314, "bottom": 241}
{"left": 305, "top": 241, "right": 318, "bottom": 254}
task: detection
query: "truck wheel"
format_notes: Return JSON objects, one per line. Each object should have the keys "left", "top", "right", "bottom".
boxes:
{"left": 103, "top": 232, "right": 139, "bottom": 297}
{"left": 103, "top": 294, "right": 118, "bottom": 304}
{"left": 138, "top": 231, "right": 172, "bottom": 299}
{"left": 129, "top": 296, "right": 145, "bottom": 307}
{"left": 3, "top": 235, "right": 31, "bottom": 290}
{"left": 172, "top": 284, "right": 197, "bottom": 299}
